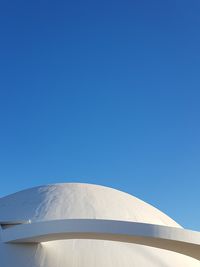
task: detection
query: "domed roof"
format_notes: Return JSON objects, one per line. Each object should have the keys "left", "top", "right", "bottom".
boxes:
{"left": 1, "top": 183, "right": 200, "bottom": 267}
{"left": 0, "top": 183, "right": 180, "bottom": 227}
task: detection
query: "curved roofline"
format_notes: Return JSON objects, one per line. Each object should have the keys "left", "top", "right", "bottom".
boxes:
{"left": 2, "top": 219, "right": 200, "bottom": 261}
{"left": 0, "top": 182, "right": 181, "bottom": 228}
{"left": 0, "top": 182, "right": 130, "bottom": 198}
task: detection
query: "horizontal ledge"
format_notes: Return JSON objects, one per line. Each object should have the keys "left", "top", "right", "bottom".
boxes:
{"left": 1, "top": 219, "right": 200, "bottom": 261}
{"left": 0, "top": 220, "right": 31, "bottom": 225}
{"left": 0, "top": 220, "right": 31, "bottom": 229}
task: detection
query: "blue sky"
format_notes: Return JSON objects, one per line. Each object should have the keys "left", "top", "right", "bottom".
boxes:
{"left": 0, "top": 0, "right": 200, "bottom": 230}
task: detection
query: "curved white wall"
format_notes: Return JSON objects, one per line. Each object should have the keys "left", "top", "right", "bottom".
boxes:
{"left": 0, "top": 183, "right": 200, "bottom": 267}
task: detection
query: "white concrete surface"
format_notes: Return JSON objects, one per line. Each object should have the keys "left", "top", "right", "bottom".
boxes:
{"left": 0, "top": 183, "right": 200, "bottom": 266}
{"left": 2, "top": 219, "right": 200, "bottom": 261}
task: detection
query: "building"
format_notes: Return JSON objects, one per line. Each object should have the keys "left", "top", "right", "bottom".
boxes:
{"left": 0, "top": 183, "right": 200, "bottom": 266}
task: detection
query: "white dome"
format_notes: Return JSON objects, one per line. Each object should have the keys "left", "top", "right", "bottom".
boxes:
{"left": 0, "top": 183, "right": 181, "bottom": 226}
{"left": 0, "top": 183, "right": 200, "bottom": 267}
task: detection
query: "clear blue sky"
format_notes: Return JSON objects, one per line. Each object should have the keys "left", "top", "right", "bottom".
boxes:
{"left": 0, "top": 0, "right": 200, "bottom": 230}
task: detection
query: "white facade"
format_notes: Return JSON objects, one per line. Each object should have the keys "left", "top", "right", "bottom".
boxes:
{"left": 0, "top": 183, "right": 200, "bottom": 266}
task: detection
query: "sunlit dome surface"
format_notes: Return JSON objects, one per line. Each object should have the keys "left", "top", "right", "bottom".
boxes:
{"left": 0, "top": 183, "right": 200, "bottom": 267}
